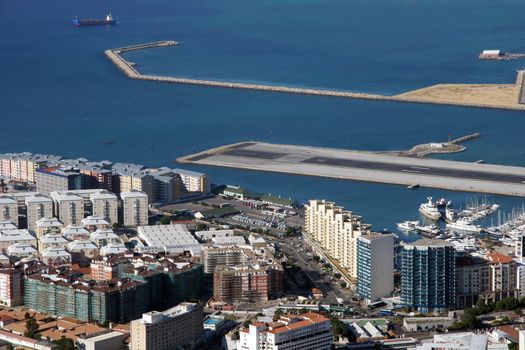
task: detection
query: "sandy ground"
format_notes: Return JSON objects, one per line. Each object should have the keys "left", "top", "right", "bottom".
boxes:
{"left": 396, "top": 83, "right": 524, "bottom": 108}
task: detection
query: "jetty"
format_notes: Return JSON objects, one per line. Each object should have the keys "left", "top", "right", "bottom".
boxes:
{"left": 479, "top": 49, "right": 525, "bottom": 61}
{"left": 105, "top": 41, "right": 525, "bottom": 111}
{"left": 178, "top": 141, "right": 525, "bottom": 197}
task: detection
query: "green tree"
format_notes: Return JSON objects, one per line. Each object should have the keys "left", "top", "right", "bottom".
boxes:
{"left": 243, "top": 319, "right": 252, "bottom": 328}
{"left": 196, "top": 223, "right": 208, "bottom": 231}
{"left": 312, "top": 256, "right": 320, "bottom": 262}
{"left": 53, "top": 336, "right": 75, "bottom": 350}
{"left": 24, "top": 316, "right": 39, "bottom": 339}
{"left": 340, "top": 282, "right": 347, "bottom": 288}
{"left": 459, "top": 308, "right": 480, "bottom": 329}
{"left": 274, "top": 308, "right": 284, "bottom": 321}
{"left": 333, "top": 273, "right": 341, "bottom": 279}
{"left": 159, "top": 216, "right": 172, "bottom": 225}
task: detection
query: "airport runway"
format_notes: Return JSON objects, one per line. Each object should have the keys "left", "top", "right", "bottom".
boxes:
{"left": 178, "top": 142, "right": 525, "bottom": 197}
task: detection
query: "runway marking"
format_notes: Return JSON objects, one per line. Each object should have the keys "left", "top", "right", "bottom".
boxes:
{"left": 401, "top": 169, "right": 421, "bottom": 173}
{"left": 410, "top": 166, "right": 430, "bottom": 170}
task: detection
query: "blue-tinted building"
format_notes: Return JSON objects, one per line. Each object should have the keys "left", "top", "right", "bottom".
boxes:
{"left": 35, "top": 167, "right": 83, "bottom": 194}
{"left": 401, "top": 239, "right": 456, "bottom": 313}
{"left": 357, "top": 234, "right": 394, "bottom": 303}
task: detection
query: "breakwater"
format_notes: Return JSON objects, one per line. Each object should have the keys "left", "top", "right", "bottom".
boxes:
{"left": 105, "top": 41, "right": 525, "bottom": 111}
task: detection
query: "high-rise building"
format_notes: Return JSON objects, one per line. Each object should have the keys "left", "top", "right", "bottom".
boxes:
{"left": 0, "top": 196, "right": 18, "bottom": 227}
{"left": 130, "top": 302, "right": 203, "bottom": 350}
{"left": 237, "top": 313, "right": 332, "bottom": 350}
{"left": 213, "top": 266, "right": 283, "bottom": 304}
{"left": 79, "top": 166, "right": 113, "bottom": 191}
{"left": 90, "top": 190, "right": 118, "bottom": 224}
{"left": 202, "top": 246, "right": 247, "bottom": 274}
{"left": 0, "top": 269, "right": 23, "bottom": 307}
{"left": 356, "top": 234, "right": 394, "bottom": 303}
{"left": 36, "top": 167, "right": 82, "bottom": 194}
{"left": 305, "top": 199, "right": 371, "bottom": 279}
{"left": 401, "top": 239, "right": 456, "bottom": 313}
{"left": 117, "top": 172, "right": 155, "bottom": 202}
{"left": 25, "top": 193, "right": 53, "bottom": 232}
{"left": 120, "top": 191, "right": 148, "bottom": 227}
{"left": 50, "top": 192, "right": 84, "bottom": 226}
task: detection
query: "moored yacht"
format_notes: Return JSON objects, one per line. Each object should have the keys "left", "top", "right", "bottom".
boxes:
{"left": 446, "top": 219, "right": 483, "bottom": 233}
{"left": 396, "top": 221, "right": 420, "bottom": 232}
{"left": 419, "top": 197, "right": 442, "bottom": 221}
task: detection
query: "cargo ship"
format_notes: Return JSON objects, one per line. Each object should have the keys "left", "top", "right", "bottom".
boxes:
{"left": 72, "top": 13, "right": 116, "bottom": 27}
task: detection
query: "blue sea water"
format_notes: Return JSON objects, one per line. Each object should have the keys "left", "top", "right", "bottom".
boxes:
{"left": 2, "top": 0, "right": 525, "bottom": 238}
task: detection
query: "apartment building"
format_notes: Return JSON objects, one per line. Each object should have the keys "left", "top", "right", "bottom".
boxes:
{"left": 0, "top": 196, "right": 18, "bottom": 228}
{"left": 50, "top": 192, "right": 84, "bottom": 226}
{"left": 356, "top": 234, "right": 394, "bottom": 303}
{"left": 401, "top": 239, "right": 456, "bottom": 313}
{"left": 130, "top": 302, "right": 203, "bottom": 350}
{"left": 238, "top": 313, "right": 332, "bottom": 350}
{"left": 35, "top": 217, "right": 63, "bottom": 239}
{"left": 78, "top": 166, "right": 113, "bottom": 191}
{"left": 0, "top": 229, "right": 37, "bottom": 251}
{"left": 173, "top": 168, "right": 210, "bottom": 194}
{"left": 120, "top": 191, "right": 148, "bottom": 227}
{"left": 0, "top": 269, "right": 23, "bottom": 307}
{"left": 25, "top": 193, "right": 53, "bottom": 232}
{"left": 151, "top": 168, "right": 182, "bottom": 203}
{"left": 484, "top": 253, "right": 518, "bottom": 303}
{"left": 305, "top": 199, "right": 371, "bottom": 279}
{"left": 455, "top": 255, "right": 490, "bottom": 309}
{"left": 36, "top": 167, "right": 83, "bottom": 194}
{"left": 89, "top": 190, "right": 118, "bottom": 224}
{"left": 203, "top": 245, "right": 283, "bottom": 304}
{"left": 118, "top": 171, "right": 155, "bottom": 202}
{"left": 214, "top": 265, "right": 283, "bottom": 304}
{"left": 202, "top": 246, "right": 247, "bottom": 274}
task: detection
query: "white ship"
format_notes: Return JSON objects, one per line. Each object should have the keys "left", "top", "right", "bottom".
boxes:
{"left": 419, "top": 197, "right": 442, "bottom": 221}
{"left": 396, "top": 221, "right": 420, "bottom": 232}
{"left": 446, "top": 219, "right": 483, "bottom": 233}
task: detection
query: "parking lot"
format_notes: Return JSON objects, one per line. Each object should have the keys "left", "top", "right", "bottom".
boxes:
{"left": 160, "top": 195, "right": 304, "bottom": 235}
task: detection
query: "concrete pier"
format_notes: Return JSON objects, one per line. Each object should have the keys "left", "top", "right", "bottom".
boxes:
{"left": 105, "top": 41, "right": 525, "bottom": 111}
{"left": 178, "top": 141, "right": 525, "bottom": 197}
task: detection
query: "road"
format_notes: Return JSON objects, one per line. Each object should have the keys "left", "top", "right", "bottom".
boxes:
{"left": 276, "top": 236, "right": 355, "bottom": 305}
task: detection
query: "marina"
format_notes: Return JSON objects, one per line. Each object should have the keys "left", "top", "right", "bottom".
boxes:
{"left": 105, "top": 41, "right": 525, "bottom": 111}
{"left": 178, "top": 141, "right": 525, "bottom": 197}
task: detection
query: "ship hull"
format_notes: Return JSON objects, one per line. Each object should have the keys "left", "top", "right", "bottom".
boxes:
{"left": 73, "top": 19, "right": 117, "bottom": 27}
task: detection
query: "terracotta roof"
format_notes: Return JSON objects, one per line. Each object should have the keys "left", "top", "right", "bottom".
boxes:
{"left": 487, "top": 252, "right": 514, "bottom": 264}
{"left": 499, "top": 325, "right": 519, "bottom": 342}
{"left": 266, "top": 313, "right": 329, "bottom": 334}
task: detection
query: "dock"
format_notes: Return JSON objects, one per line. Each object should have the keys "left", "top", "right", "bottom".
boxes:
{"left": 105, "top": 41, "right": 525, "bottom": 112}
{"left": 177, "top": 141, "right": 525, "bottom": 197}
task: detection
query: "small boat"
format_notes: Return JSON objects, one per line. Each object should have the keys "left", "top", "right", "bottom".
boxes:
{"left": 419, "top": 197, "right": 442, "bottom": 221}
{"left": 396, "top": 221, "right": 420, "bottom": 232}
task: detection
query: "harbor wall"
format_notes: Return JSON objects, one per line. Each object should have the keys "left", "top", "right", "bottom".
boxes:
{"left": 105, "top": 41, "right": 525, "bottom": 112}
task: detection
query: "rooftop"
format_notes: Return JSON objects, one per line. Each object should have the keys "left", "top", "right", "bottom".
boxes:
{"left": 486, "top": 252, "right": 514, "bottom": 264}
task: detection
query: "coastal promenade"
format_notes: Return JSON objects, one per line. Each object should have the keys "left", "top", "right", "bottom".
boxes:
{"left": 105, "top": 41, "right": 525, "bottom": 111}
{"left": 178, "top": 141, "right": 525, "bottom": 197}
